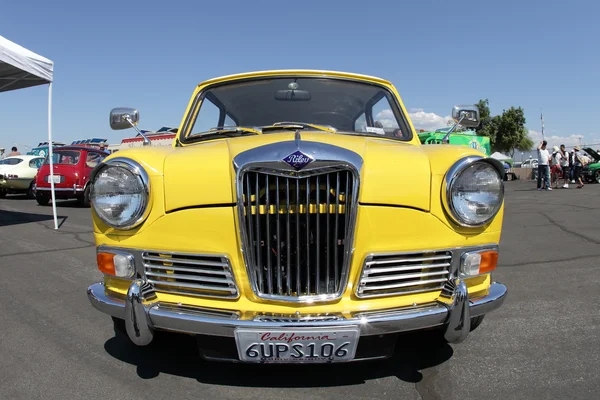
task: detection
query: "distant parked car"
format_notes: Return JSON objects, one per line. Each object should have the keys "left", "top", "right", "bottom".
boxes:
{"left": 0, "top": 155, "right": 45, "bottom": 198}
{"left": 34, "top": 146, "right": 108, "bottom": 206}
{"left": 582, "top": 148, "right": 600, "bottom": 183}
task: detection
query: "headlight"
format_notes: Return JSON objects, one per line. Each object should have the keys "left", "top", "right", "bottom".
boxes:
{"left": 90, "top": 158, "right": 150, "bottom": 229}
{"left": 443, "top": 156, "right": 504, "bottom": 227}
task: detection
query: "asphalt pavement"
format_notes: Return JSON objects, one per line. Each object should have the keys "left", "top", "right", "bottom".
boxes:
{"left": 1, "top": 180, "right": 599, "bottom": 400}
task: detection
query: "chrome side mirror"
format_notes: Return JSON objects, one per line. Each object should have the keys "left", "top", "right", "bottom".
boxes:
{"left": 452, "top": 105, "right": 480, "bottom": 128}
{"left": 109, "top": 107, "right": 151, "bottom": 146}
{"left": 110, "top": 107, "right": 139, "bottom": 130}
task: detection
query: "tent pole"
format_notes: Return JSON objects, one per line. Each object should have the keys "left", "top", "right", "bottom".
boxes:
{"left": 48, "top": 82, "right": 58, "bottom": 229}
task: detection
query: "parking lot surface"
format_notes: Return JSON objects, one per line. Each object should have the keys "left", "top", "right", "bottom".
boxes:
{"left": 1, "top": 180, "right": 599, "bottom": 400}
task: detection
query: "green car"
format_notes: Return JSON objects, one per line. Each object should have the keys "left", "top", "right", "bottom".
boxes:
{"left": 418, "top": 129, "right": 491, "bottom": 156}
{"left": 582, "top": 148, "right": 600, "bottom": 183}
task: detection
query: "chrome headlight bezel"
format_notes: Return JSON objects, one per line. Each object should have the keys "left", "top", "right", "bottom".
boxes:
{"left": 442, "top": 156, "right": 505, "bottom": 228}
{"left": 89, "top": 157, "right": 151, "bottom": 230}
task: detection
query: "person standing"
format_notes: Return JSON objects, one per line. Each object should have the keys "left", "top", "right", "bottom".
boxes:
{"left": 573, "top": 146, "right": 586, "bottom": 189}
{"left": 559, "top": 144, "right": 570, "bottom": 188}
{"left": 7, "top": 146, "right": 20, "bottom": 156}
{"left": 537, "top": 140, "right": 551, "bottom": 190}
{"left": 550, "top": 146, "right": 562, "bottom": 189}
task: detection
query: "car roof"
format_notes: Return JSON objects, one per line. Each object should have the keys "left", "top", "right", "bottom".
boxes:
{"left": 196, "top": 69, "right": 393, "bottom": 88}
{"left": 54, "top": 146, "right": 103, "bottom": 153}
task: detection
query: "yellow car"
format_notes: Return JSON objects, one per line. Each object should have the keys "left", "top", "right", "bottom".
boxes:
{"left": 87, "top": 70, "right": 507, "bottom": 363}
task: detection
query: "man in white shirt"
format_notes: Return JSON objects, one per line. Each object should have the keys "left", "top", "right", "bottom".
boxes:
{"left": 537, "top": 140, "right": 551, "bottom": 190}
{"left": 559, "top": 144, "right": 570, "bottom": 188}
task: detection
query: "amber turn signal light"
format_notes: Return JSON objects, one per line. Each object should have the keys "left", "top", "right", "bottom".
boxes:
{"left": 478, "top": 250, "right": 498, "bottom": 274}
{"left": 460, "top": 249, "right": 498, "bottom": 277}
{"left": 97, "top": 251, "right": 134, "bottom": 278}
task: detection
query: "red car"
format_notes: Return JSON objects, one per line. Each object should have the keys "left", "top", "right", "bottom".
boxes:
{"left": 35, "top": 146, "right": 108, "bottom": 206}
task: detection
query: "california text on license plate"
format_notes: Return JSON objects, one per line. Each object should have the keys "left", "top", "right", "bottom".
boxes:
{"left": 234, "top": 327, "right": 360, "bottom": 363}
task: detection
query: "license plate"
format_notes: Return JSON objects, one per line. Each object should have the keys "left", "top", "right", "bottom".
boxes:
{"left": 235, "top": 327, "right": 360, "bottom": 363}
{"left": 49, "top": 175, "right": 61, "bottom": 183}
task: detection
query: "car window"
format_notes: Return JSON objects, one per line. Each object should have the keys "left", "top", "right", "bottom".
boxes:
{"left": 86, "top": 152, "right": 105, "bottom": 168}
{"left": 1, "top": 158, "right": 23, "bottom": 165}
{"left": 192, "top": 97, "right": 221, "bottom": 134}
{"left": 45, "top": 150, "right": 81, "bottom": 165}
{"left": 29, "top": 158, "right": 44, "bottom": 168}
{"left": 371, "top": 97, "right": 404, "bottom": 138}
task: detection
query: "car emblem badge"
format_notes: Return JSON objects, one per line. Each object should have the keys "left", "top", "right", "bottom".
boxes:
{"left": 283, "top": 150, "right": 314, "bottom": 170}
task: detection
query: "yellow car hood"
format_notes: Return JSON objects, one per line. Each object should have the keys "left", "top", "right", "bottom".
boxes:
{"left": 163, "top": 132, "right": 431, "bottom": 212}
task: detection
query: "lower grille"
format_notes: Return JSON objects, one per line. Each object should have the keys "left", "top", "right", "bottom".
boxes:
{"left": 240, "top": 168, "right": 356, "bottom": 300}
{"left": 357, "top": 250, "right": 452, "bottom": 298}
{"left": 253, "top": 313, "right": 345, "bottom": 322}
{"left": 142, "top": 251, "right": 238, "bottom": 298}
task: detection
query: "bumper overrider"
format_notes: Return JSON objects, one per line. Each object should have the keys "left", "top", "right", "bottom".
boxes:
{"left": 87, "top": 278, "right": 507, "bottom": 351}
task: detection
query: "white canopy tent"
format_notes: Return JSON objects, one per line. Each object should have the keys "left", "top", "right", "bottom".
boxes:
{"left": 490, "top": 152, "right": 512, "bottom": 161}
{"left": 0, "top": 35, "right": 58, "bottom": 229}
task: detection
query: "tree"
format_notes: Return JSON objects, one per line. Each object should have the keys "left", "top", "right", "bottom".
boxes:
{"left": 474, "top": 99, "right": 491, "bottom": 136}
{"left": 516, "top": 129, "right": 534, "bottom": 153}
{"left": 494, "top": 106, "right": 528, "bottom": 157}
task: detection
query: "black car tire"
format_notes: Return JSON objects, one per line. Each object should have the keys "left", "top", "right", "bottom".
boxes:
{"left": 36, "top": 191, "right": 50, "bottom": 206}
{"left": 78, "top": 185, "right": 91, "bottom": 207}
{"left": 0, "top": 189, "right": 6, "bottom": 198}
{"left": 469, "top": 315, "right": 485, "bottom": 332}
{"left": 26, "top": 182, "right": 35, "bottom": 199}
{"left": 595, "top": 170, "right": 600, "bottom": 184}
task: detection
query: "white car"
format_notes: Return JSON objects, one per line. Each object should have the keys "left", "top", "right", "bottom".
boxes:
{"left": 0, "top": 155, "right": 45, "bottom": 198}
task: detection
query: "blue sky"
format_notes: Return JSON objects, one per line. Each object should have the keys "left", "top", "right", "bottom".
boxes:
{"left": 1, "top": 0, "right": 599, "bottom": 153}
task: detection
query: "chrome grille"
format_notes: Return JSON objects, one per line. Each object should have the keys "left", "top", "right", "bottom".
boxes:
{"left": 357, "top": 251, "right": 452, "bottom": 298}
{"left": 142, "top": 251, "right": 238, "bottom": 298}
{"left": 240, "top": 168, "right": 356, "bottom": 300}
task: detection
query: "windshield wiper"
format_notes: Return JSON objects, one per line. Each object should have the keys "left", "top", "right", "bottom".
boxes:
{"left": 261, "top": 122, "right": 337, "bottom": 134}
{"left": 185, "top": 127, "right": 261, "bottom": 143}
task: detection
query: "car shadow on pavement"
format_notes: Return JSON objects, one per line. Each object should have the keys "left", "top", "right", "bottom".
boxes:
{"left": 0, "top": 209, "right": 67, "bottom": 227}
{"left": 104, "top": 330, "right": 453, "bottom": 386}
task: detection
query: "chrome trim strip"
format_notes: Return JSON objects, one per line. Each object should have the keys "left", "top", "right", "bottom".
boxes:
{"left": 233, "top": 140, "right": 363, "bottom": 303}
{"left": 442, "top": 156, "right": 505, "bottom": 228}
{"left": 89, "top": 157, "right": 151, "bottom": 230}
{"left": 86, "top": 281, "right": 508, "bottom": 339}
{"left": 35, "top": 187, "right": 85, "bottom": 192}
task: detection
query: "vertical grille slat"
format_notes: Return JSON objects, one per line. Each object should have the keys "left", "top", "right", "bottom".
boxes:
{"left": 254, "top": 173, "right": 263, "bottom": 292}
{"left": 240, "top": 168, "right": 356, "bottom": 300}
{"left": 305, "top": 176, "right": 311, "bottom": 295}
{"left": 285, "top": 179, "right": 291, "bottom": 295}
{"left": 296, "top": 179, "right": 301, "bottom": 295}
{"left": 276, "top": 176, "right": 282, "bottom": 294}
{"left": 326, "top": 174, "right": 331, "bottom": 293}
{"left": 265, "top": 174, "right": 272, "bottom": 293}
{"left": 316, "top": 174, "right": 321, "bottom": 295}
{"left": 334, "top": 172, "right": 340, "bottom": 289}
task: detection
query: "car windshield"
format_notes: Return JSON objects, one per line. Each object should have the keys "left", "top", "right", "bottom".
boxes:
{"left": 44, "top": 150, "right": 81, "bottom": 165}
{"left": 185, "top": 77, "right": 411, "bottom": 141}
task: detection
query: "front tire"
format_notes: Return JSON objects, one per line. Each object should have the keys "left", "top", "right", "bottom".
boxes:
{"left": 36, "top": 191, "right": 50, "bottom": 206}
{"left": 78, "top": 186, "right": 90, "bottom": 207}
{"left": 469, "top": 315, "right": 485, "bottom": 332}
{"left": 595, "top": 170, "right": 600, "bottom": 184}
{"left": 0, "top": 189, "right": 6, "bottom": 198}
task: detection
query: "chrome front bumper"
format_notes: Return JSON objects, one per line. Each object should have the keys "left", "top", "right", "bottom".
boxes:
{"left": 87, "top": 279, "right": 507, "bottom": 347}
